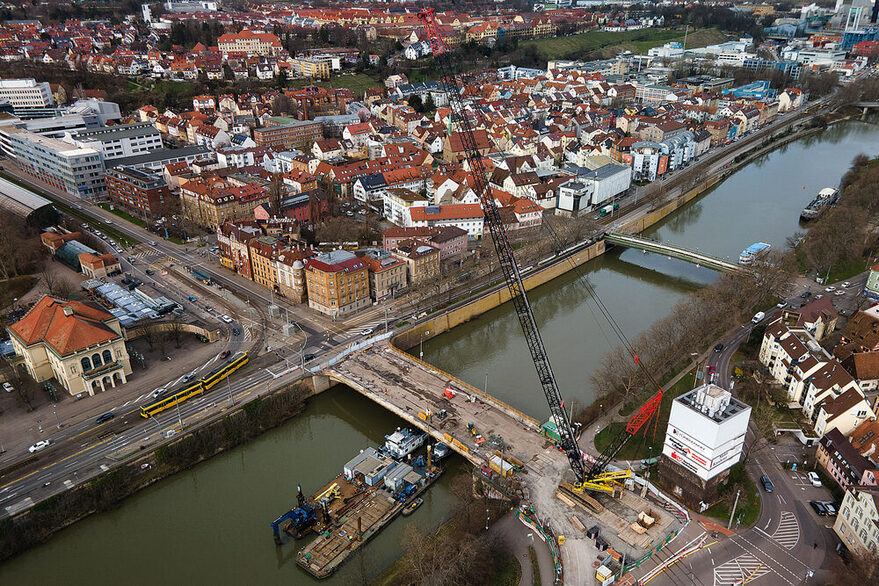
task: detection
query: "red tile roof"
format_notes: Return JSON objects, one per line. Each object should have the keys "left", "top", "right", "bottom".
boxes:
{"left": 9, "top": 295, "right": 120, "bottom": 357}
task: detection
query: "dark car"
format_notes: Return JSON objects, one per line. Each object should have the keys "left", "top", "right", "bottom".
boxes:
{"left": 810, "top": 500, "right": 828, "bottom": 516}
{"left": 760, "top": 474, "right": 774, "bottom": 493}
{"left": 95, "top": 412, "right": 115, "bottom": 424}
{"left": 145, "top": 269, "right": 154, "bottom": 276}
{"left": 800, "top": 291, "right": 812, "bottom": 298}
{"left": 714, "top": 343, "right": 724, "bottom": 353}
{"left": 304, "top": 353, "right": 316, "bottom": 362}
{"left": 219, "top": 350, "right": 231, "bottom": 359}
{"left": 232, "top": 327, "right": 240, "bottom": 336}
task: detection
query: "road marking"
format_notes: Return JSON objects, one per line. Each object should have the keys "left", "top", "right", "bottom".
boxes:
{"left": 0, "top": 435, "right": 117, "bottom": 490}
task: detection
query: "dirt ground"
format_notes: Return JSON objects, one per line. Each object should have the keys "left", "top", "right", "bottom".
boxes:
{"left": 16, "top": 259, "right": 85, "bottom": 306}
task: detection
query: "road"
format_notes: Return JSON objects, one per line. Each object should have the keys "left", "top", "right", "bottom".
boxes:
{"left": 643, "top": 272, "right": 865, "bottom": 586}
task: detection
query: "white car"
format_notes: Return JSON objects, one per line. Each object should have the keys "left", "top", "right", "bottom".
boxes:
{"left": 825, "top": 286, "right": 836, "bottom": 292}
{"left": 2, "top": 382, "right": 12, "bottom": 393}
{"left": 841, "top": 281, "right": 851, "bottom": 288}
{"left": 151, "top": 387, "right": 168, "bottom": 399}
{"left": 359, "top": 328, "right": 373, "bottom": 336}
{"left": 221, "top": 315, "right": 233, "bottom": 324}
{"left": 28, "top": 440, "right": 51, "bottom": 453}
{"left": 834, "top": 290, "right": 845, "bottom": 296}
{"left": 148, "top": 240, "right": 157, "bottom": 246}
{"left": 807, "top": 471, "right": 822, "bottom": 487}
{"left": 776, "top": 301, "right": 787, "bottom": 308}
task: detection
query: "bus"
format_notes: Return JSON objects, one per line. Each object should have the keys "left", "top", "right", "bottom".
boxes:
{"left": 140, "top": 352, "right": 249, "bottom": 418}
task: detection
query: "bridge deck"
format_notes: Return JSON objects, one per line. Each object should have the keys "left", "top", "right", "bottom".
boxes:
{"left": 327, "top": 344, "right": 559, "bottom": 473}
{"left": 605, "top": 232, "right": 742, "bottom": 272}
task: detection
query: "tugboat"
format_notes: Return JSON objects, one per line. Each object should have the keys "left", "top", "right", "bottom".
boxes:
{"left": 383, "top": 427, "right": 426, "bottom": 460}
{"left": 800, "top": 187, "right": 839, "bottom": 222}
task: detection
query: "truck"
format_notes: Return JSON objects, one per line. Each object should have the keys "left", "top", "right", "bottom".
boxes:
{"left": 598, "top": 202, "right": 620, "bottom": 217}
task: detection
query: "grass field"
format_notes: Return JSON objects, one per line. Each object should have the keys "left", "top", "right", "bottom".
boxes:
{"left": 97, "top": 203, "right": 147, "bottom": 229}
{"left": 522, "top": 27, "right": 727, "bottom": 60}
{"left": 594, "top": 372, "right": 698, "bottom": 461}
{"left": 704, "top": 463, "right": 761, "bottom": 527}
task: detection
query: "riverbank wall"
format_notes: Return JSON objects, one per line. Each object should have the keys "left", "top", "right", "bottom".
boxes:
{"left": 0, "top": 378, "right": 313, "bottom": 563}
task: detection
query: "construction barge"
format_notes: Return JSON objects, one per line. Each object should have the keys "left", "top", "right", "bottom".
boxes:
{"left": 272, "top": 429, "right": 442, "bottom": 579}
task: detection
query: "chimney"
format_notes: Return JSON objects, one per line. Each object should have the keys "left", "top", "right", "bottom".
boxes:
{"left": 62, "top": 305, "right": 74, "bottom": 317}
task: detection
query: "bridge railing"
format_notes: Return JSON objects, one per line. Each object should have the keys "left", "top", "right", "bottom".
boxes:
{"left": 606, "top": 233, "right": 739, "bottom": 269}
{"left": 387, "top": 343, "right": 542, "bottom": 430}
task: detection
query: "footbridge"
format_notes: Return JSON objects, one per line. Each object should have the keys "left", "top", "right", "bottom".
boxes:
{"left": 604, "top": 232, "right": 744, "bottom": 272}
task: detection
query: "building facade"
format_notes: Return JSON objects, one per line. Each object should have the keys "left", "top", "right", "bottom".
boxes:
{"left": 659, "top": 384, "right": 751, "bottom": 509}
{"left": 6, "top": 296, "right": 132, "bottom": 396}
{"left": 104, "top": 166, "right": 170, "bottom": 219}
{"left": 305, "top": 250, "right": 370, "bottom": 317}
{"left": 1, "top": 127, "right": 105, "bottom": 198}
{"left": 254, "top": 120, "right": 322, "bottom": 151}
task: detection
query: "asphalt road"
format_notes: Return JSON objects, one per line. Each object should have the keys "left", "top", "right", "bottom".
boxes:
{"left": 649, "top": 272, "right": 867, "bottom": 586}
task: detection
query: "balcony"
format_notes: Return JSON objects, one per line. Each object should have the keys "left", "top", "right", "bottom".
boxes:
{"left": 81, "top": 361, "right": 121, "bottom": 380}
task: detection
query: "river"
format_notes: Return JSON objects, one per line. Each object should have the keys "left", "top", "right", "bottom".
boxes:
{"left": 1, "top": 120, "right": 877, "bottom": 585}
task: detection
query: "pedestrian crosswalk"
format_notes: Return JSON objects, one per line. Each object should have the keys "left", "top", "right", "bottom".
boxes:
{"left": 332, "top": 319, "right": 386, "bottom": 342}
{"left": 771, "top": 511, "right": 799, "bottom": 549}
{"left": 713, "top": 553, "right": 770, "bottom": 585}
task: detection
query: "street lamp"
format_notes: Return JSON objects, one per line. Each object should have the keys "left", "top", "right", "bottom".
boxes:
{"left": 420, "top": 330, "right": 430, "bottom": 360}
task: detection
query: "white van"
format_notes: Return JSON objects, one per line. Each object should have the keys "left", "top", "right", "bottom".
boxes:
{"left": 751, "top": 312, "right": 765, "bottom": 324}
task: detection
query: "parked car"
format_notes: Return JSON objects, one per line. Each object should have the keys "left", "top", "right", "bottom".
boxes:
{"left": 714, "top": 343, "right": 724, "bottom": 353}
{"left": 95, "top": 412, "right": 115, "bottom": 424}
{"left": 807, "top": 471, "right": 822, "bottom": 487}
{"left": 760, "top": 474, "right": 774, "bottom": 493}
{"left": 28, "top": 440, "right": 51, "bottom": 453}
{"left": 810, "top": 500, "right": 828, "bottom": 516}
{"left": 822, "top": 502, "right": 838, "bottom": 516}
{"left": 2, "top": 382, "right": 13, "bottom": 393}
{"left": 776, "top": 301, "right": 787, "bottom": 308}
{"left": 801, "top": 291, "right": 812, "bottom": 298}
{"left": 219, "top": 350, "right": 231, "bottom": 359}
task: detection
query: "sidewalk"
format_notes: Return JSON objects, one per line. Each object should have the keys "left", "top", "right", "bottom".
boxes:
{"left": 490, "top": 512, "right": 556, "bottom": 586}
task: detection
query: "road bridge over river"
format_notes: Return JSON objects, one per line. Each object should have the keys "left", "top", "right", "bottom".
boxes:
{"left": 315, "top": 339, "right": 689, "bottom": 585}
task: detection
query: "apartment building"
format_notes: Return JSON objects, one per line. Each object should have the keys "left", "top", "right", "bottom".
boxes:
{"left": 390, "top": 239, "right": 440, "bottom": 283}
{"left": 760, "top": 318, "right": 874, "bottom": 436}
{"left": 833, "top": 483, "right": 879, "bottom": 557}
{"left": 305, "top": 250, "right": 370, "bottom": 317}
{"left": 383, "top": 187, "right": 429, "bottom": 227}
{"left": 291, "top": 58, "right": 331, "bottom": 79}
{"left": 276, "top": 249, "right": 309, "bottom": 303}
{"left": 248, "top": 236, "right": 283, "bottom": 291}
{"left": 181, "top": 177, "right": 269, "bottom": 230}
{"left": 358, "top": 248, "right": 407, "bottom": 301}
{"left": 382, "top": 226, "right": 468, "bottom": 260}
{"left": 0, "top": 78, "right": 55, "bottom": 117}
{"left": 0, "top": 126, "right": 105, "bottom": 198}
{"left": 408, "top": 204, "right": 484, "bottom": 239}
{"left": 104, "top": 166, "right": 170, "bottom": 219}
{"left": 817, "top": 427, "right": 872, "bottom": 492}
{"left": 66, "top": 122, "right": 162, "bottom": 161}
{"left": 218, "top": 30, "right": 283, "bottom": 57}
{"left": 253, "top": 120, "right": 322, "bottom": 150}
{"left": 216, "top": 219, "right": 262, "bottom": 279}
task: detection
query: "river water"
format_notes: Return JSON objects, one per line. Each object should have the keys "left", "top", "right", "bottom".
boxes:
{"left": 2, "top": 120, "right": 878, "bottom": 585}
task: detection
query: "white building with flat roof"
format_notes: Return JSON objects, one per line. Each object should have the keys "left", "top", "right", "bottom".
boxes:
{"left": 659, "top": 384, "right": 751, "bottom": 508}
{"left": 0, "top": 78, "right": 54, "bottom": 116}
{"left": 0, "top": 126, "right": 105, "bottom": 198}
